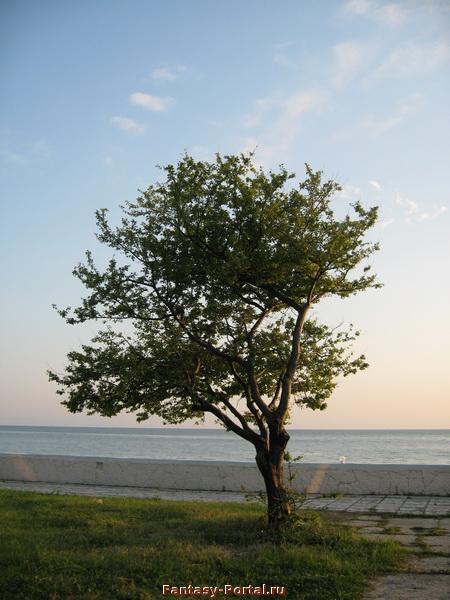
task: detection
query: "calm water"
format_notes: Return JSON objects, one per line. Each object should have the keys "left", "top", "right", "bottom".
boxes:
{"left": 0, "top": 426, "right": 448, "bottom": 464}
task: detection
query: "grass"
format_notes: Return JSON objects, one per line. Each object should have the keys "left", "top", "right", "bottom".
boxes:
{"left": 382, "top": 526, "right": 401, "bottom": 535}
{"left": 0, "top": 490, "right": 405, "bottom": 600}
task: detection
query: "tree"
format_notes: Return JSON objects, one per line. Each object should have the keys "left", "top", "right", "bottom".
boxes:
{"left": 49, "top": 153, "right": 380, "bottom": 525}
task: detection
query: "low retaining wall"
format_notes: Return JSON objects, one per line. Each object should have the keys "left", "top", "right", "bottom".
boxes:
{"left": 0, "top": 454, "right": 449, "bottom": 496}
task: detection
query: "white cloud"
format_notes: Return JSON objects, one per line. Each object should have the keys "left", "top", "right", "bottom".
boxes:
{"left": 151, "top": 65, "right": 188, "bottom": 81}
{"left": 242, "top": 93, "right": 280, "bottom": 128}
{"left": 266, "top": 88, "right": 328, "bottom": 161}
{"left": 109, "top": 116, "right": 145, "bottom": 134}
{"left": 151, "top": 67, "right": 176, "bottom": 81}
{"left": 129, "top": 92, "right": 174, "bottom": 112}
{"left": 282, "top": 88, "right": 324, "bottom": 120}
{"left": 369, "top": 180, "right": 382, "bottom": 191}
{"left": 375, "top": 3, "right": 407, "bottom": 24}
{"left": 103, "top": 156, "right": 114, "bottom": 167}
{"left": 337, "top": 183, "right": 362, "bottom": 200}
{"left": 238, "top": 87, "right": 328, "bottom": 166}
{"left": 342, "top": 0, "right": 407, "bottom": 24}
{"left": 395, "top": 193, "right": 418, "bottom": 215}
{"left": 395, "top": 192, "right": 448, "bottom": 222}
{"left": 416, "top": 206, "right": 448, "bottom": 221}
{"left": 379, "top": 218, "right": 394, "bottom": 228}
{"left": 378, "top": 217, "right": 394, "bottom": 228}
{"left": 372, "top": 42, "right": 450, "bottom": 79}
{"left": 343, "top": 0, "right": 373, "bottom": 16}
{"left": 332, "top": 41, "right": 373, "bottom": 87}
{"left": 363, "top": 92, "right": 422, "bottom": 135}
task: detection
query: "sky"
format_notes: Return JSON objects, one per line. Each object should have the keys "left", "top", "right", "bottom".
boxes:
{"left": 1, "top": 0, "right": 449, "bottom": 429}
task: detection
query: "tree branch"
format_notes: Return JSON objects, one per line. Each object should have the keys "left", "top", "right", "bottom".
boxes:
{"left": 230, "top": 363, "right": 267, "bottom": 440}
{"left": 193, "top": 393, "right": 260, "bottom": 445}
{"left": 275, "top": 271, "right": 321, "bottom": 419}
{"left": 206, "top": 384, "right": 256, "bottom": 438}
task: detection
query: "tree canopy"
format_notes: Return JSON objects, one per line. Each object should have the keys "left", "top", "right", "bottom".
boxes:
{"left": 49, "top": 153, "right": 381, "bottom": 521}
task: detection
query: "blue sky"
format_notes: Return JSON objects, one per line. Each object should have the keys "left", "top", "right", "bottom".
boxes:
{"left": 1, "top": 0, "right": 449, "bottom": 428}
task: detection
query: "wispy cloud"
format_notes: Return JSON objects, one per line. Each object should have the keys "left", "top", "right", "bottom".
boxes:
{"left": 342, "top": 0, "right": 408, "bottom": 24}
{"left": 109, "top": 116, "right": 145, "bottom": 134}
{"left": 336, "top": 183, "right": 362, "bottom": 200}
{"left": 343, "top": 0, "right": 373, "bottom": 16}
{"left": 332, "top": 41, "right": 373, "bottom": 87}
{"left": 395, "top": 192, "right": 448, "bottom": 222}
{"left": 129, "top": 92, "right": 174, "bottom": 111}
{"left": 238, "top": 87, "right": 328, "bottom": 165}
{"left": 0, "top": 149, "right": 27, "bottom": 165}
{"left": 0, "top": 139, "right": 50, "bottom": 166}
{"left": 151, "top": 65, "right": 188, "bottom": 81}
{"left": 282, "top": 88, "right": 325, "bottom": 122}
{"left": 273, "top": 42, "right": 295, "bottom": 67}
{"left": 242, "top": 93, "right": 280, "bottom": 129}
{"left": 363, "top": 92, "right": 422, "bottom": 135}
{"left": 369, "top": 180, "right": 382, "bottom": 191}
{"left": 371, "top": 42, "right": 450, "bottom": 79}
{"left": 378, "top": 217, "right": 394, "bottom": 228}
{"left": 375, "top": 3, "right": 408, "bottom": 24}
{"left": 264, "top": 88, "right": 328, "bottom": 163}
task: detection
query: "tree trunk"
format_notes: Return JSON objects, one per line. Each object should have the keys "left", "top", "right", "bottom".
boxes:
{"left": 255, "top": 428, "right": 291, "bottom": 526}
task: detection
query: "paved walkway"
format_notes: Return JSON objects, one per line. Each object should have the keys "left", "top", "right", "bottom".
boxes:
{"left": 335, "top": 513, "right": 450, "bottom": 599}
{"left": 1, "top": 479, "right": 449, "bottom": 516}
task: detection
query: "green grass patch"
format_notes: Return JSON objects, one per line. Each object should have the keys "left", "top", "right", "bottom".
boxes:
{"left": 0, "top": 490, "right": 405, "bottom": 599}
{"left": 383, "top": 526, "right": 401, "bottom": 535}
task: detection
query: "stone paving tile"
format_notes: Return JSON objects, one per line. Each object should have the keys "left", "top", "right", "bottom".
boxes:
{"left": 398, "top": 502, "right": 431, "bottom": 514}
{"left": 322, "top": 497, "right": 361, "bottom": 511}
{"left": 363, "top": 574, "right": 450, "bottom": 599}
{"left": 373, "top": 497, "right": 407, "bottom": 512}
{"left": 426, "top": 507, "right": 450, "bottom": 516}
{"left": 403, "top": 497, "right": 432, "bottom": 502}
{"left": 360, "top": 533, "right": 418, "bottom": 546}
{"left": 346, "top": 497, "right": 385, "bottom": 512}
{"left": 0, "top": 481, "right": 249, "bottom": 503}
{"left": 397, "top": 511, "right": 428, "bottom": 516}
{"left": 439, "top": 518, "right": 450, "bottom": 532}
{"left": 405, "top": 556, "right": 450, "bottom": 573}
{"left": 399, "top": 503, "right": 430, "bottom": 512}
{"left": 421, "top": 536, "right": 450, "bottom": 553}
{"left": 298, "top": 497, "right": 336, "bottom": 509}
{"left": 358, "top": 526, "right": 386, "bottom": 534}
{"left": 384, "top": 517, "right": 439, "bottom": 533}
{"left": 344, "top": 518, "right": 383, "bottom": 527}
{"left": 426, "top": 499, "right": 450, "bottom": 517}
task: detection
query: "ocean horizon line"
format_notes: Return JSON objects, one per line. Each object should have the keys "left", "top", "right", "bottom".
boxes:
{"left": 1, "top": 425, "right": 449, "bottom": 432}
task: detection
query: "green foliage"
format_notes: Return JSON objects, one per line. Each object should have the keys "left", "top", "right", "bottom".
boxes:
{"left": 49, "top": 153, "right": 380, "bottom": 435}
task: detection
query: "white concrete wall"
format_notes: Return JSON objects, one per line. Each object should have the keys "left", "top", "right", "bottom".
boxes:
{"left": 0, "top": 454, "right": 449, "bottom": 496}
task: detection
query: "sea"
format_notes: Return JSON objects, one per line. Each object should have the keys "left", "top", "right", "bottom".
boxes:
{"left": 0, "top": 426, "right": 448, "bottom": 464}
